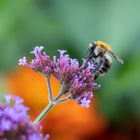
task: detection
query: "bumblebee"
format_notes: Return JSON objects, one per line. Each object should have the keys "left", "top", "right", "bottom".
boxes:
{"left": 87, "top": 41, "right": 124, "bottom": 80}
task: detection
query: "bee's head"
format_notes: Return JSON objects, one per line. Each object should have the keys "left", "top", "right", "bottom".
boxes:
{"left": 88, "top": 42, "right": 106, "bottom": 56}
{"left": 88, "top": 42, "right": 96, "bottom": 49}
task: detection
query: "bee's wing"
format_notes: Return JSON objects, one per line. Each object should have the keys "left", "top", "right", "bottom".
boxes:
{"left": 85, "top": 47, "right": 93, "bottom": 62}
{"left": 108, "top": 51, "right": 124, "bottom": 64}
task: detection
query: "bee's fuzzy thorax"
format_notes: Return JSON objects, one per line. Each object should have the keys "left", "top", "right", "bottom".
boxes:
{"left": 96, "top": 41, "right": 112, "bottom": 51}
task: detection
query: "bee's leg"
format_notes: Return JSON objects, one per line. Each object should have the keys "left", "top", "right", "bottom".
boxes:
{"left": 94, "top": 60, "right": 103, "bottom": 73}
{"left": 93, "top": 59, "right": 104, "bottom": 80}
{"left": 87, "top": 52, "right": 102, "bottom": 64}
{"left": 88, "top": 58, "right": 95, "bottom": 64}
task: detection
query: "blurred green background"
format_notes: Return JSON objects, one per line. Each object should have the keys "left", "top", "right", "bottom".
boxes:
{"left": 0, "top": 0, "right": 140, "bottom": 139}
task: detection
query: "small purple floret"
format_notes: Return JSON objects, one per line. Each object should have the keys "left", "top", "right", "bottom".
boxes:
{"left": 80, "top": 98, "right": 91, "bottom": 108}
{"left": 30, "top": 46, "right": 44, "bottom": 57}
{"left": 19, "top": 57, "right": 27, "bottom": 65}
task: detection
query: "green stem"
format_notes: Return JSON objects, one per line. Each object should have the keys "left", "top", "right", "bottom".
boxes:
{"left": 33, "top": 102, "right": 54, "bottom": 125}
{"left": 57, "top": 97, "right": 71, "bottom": 103}
{"left": 46, "top": 76, "right": 53, "bottom": 101}
{"left": 54, "top": 84, "right": 65, "bottom": 101}
{"left": 33, "top": 83, "right": 66, "bottom": 124}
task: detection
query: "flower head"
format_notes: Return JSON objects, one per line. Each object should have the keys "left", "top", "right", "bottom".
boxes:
{"left": 19, "top": 46, "right": 101, "bottom": 108}
{"left": 52, "top": 50, "right": 79, "bottom": 84}
{"left": 0, "top": 94, "right": 49, "bottom": 140}
{"left": 19, "top": 46, "right": 52, "bottom": 75}
{"left": 68, "top": 69, "right": 100, "bottom": 106}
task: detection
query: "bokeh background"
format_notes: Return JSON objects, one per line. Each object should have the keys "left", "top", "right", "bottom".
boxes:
{"left": 0, "top": 0, "right": 140, "bottom": 140}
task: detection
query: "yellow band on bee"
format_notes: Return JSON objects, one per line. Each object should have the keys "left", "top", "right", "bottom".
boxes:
{"left": 95, "top": 41, "right": 112, "bottom": 51}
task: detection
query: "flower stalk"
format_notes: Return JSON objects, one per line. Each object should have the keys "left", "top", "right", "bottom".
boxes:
{"left": 33, "top": 83, "right": 68, "bottom": 124}
{"left": 45, "top": 75, "right": 53, "bottom": 101}
{"left": 33, "top": 102, "right": 54, "bottom": 125}
{"left": 53, "top": 83, "right": 66, "bottom": 101}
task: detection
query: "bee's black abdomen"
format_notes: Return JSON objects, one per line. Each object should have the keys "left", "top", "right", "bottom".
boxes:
{"left": 95, "top": 57, "right": 112, "bottom": 78}
{"left": 102, "top": 67, "right": 108, "bottom": 72}
{"left": 104, "top": 61, "right": 110, "bottom": 69}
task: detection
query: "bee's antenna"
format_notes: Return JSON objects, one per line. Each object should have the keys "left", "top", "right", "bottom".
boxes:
{"left": 108, "top": 51, "right": 124, "bottom": 64}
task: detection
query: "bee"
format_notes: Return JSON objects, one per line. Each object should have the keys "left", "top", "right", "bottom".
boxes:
{"left": 87, "top": 41, "right": 124, "bottom": 80}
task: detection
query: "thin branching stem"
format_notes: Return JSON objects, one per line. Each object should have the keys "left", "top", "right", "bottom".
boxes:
{"left": 56, "top": 97, "right": 71, "bottom": 103}
{"left": 33, "top": 102, "right": 54, "bottom": 125}
{"left": 46, "top": 75, "right": 53, "bottom": 101}
{"left": 33, "top": 83, "right": 67, "bottom": 124}
{"left": 53, "top": 83, "right": 66, "bottom": 101}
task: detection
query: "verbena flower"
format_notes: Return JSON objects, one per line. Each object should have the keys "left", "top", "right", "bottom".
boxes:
{"left": 0, "top": 94, "right": 49, "bottom": 140}
{"left": 69, "top": 69, "right": 100, "bottom": 107}
{"left": 19, "top": 46, "right": 100, "bottom": 108}
{"left": 19, "top": 46, "right": 52, "bottom": 75}
{"left": 52, "top": 50, "right": 80, "bottom": 84}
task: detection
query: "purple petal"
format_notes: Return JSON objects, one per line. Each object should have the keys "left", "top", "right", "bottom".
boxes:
{"left": 30, "top": 46, "right": 44, "bottom": 56}
{"left": 19, "top": 57, "right": 27, "bottom": 65}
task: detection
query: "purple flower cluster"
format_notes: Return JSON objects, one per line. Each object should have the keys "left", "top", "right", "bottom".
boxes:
{"left": 69, "top": 69, "right": 100, "bottom": 108}
{"left": 52, "top": 50, "right": 80, "bottom": 84}
{"left": 19, "top": 46, "right": 52, "bottom": 75}
{"left": 19, "top": 47, "right": 100, "bottom": 108}
{"left": 0, "top": 94, "right": 49, "bottom": 140}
